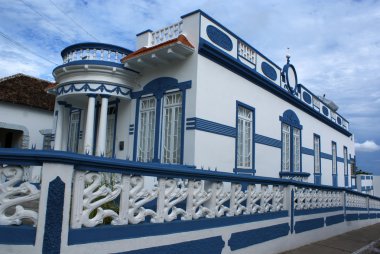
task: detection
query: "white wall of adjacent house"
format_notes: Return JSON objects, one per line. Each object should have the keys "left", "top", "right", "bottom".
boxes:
{"left": 0, "top": 101, "right": 54, "bottom": 182}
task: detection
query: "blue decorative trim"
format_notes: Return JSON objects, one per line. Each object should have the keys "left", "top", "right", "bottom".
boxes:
{"left": 235, "top": 101, "right": 256, "bottom": 174}
{"left": 280, "top": 172, "right": 310, "bottom": 178}
{"left": 129, "top": 124, "right": 135, "bottom": 135}
{"left": 322, "top": 106, "right": 329, "bottom": 116}
{"left": 180, "top": 89, "right": 187, "bottom": 164}
{"left": 186, "top": 117, "right": 236, "bottom": 137}
{"left": 131, "top": 77, "right": 191, "bottom": 99}
{"left": 132, "top": 98, "right": 140, "bottom": 161}
{"left": 337, "top": 157, "right": 345, "bottom": 163}
{"left": 279, "top": 110, "right": 303, "bottom": 130}
{"left": 321, "top": 152, "right": 332, "bottom": 160}
{"left": 337, "top": 116, "right": 342, "bottom": 125}
{"left": 302, "top": 91, "right": 312, "bottom": 104}
{"left": 346, "top": 207, "right": 368, "bottom": 211}
{"left": 301, "top": 147, "right": 314, "bottom": 156}
{"left": 359, "top": 213, "right": 369, "bottom": 220}
{"left": 112, "top": 101, "right": 119, "bottom": 158}
{"left": 369, "top": 213, "right": 377, "bottom": 219}
{"left": 294, "top": 207, "right": 343, "bottom": 216}
{"left": 228, "top": 223, "right": 290, "bottom": 251}
{"left": 0, "top": 226, "right": 36, "bottom": 245}
{"left": 152, "top": 96, "right": 162, "bottom": 163}
{"left": 56, "top": 82, "right": 131, "bottom": 96}
{"left": 206, "top": 25, "right": 233, "bottom": 51}
{"left": 53, "top": 60, "right": 137, "bottom": 74}
{"left": 68, "top": 211, "right": 288, "bottom": 245}
{"left": 117, "top": 236, "right": 224, "bottom": 254}
{"left": 325, "top": 214, "right": 344, "bottom": 226}
{"left": 255, "top": 134, "right": 281, "bottom": 148}
{"left": 42, "top": 177, "right": 65, "bottom": 254}
{"left": 294, "top": 217, "right": 324, "bottom": 233}
{"left": 198, "top": 38, "right": 352, "bottom": 137}
{"left": 346, "top": 213, "right": 359, "bottom": 221}
{"left": 261, "top": 62, "right": 277, "bottom": 81}
{"left": 136, "top": 29, "right": 153, "bottom": 36}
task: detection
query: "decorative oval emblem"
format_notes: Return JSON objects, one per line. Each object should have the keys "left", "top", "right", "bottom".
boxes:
{"left": 337, "top": 117, "right": 342, "bottom": 125}
{"left": 206, "top": 25, "right": 233, "bottom": 51}
{"left": 261, "top": 62, "right": 277, "bottom": 81}
{"left": 302, "top": 91, "right": 312, "bottom": 104}
{"left": 322, "top": 106, "right": 329, "bottom": 116}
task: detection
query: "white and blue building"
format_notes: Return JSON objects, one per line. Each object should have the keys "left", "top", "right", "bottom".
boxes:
{"left": 50, "top": 10, "right": 354, "bottom": 188}
{"left": 4, "top": 10, "right": 379, "bottom": 254}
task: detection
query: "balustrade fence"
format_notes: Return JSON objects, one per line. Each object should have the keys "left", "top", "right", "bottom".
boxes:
{"left": 0, "top": 149, "right": 379, "bottom": 254}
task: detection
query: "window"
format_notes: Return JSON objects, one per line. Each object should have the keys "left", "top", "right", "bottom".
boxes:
{"left": 138, "top": 97, "right": 156, "bottom": 162}
{"left": 293, "top": 128, "right": 301, "bottom": 172}
{"left": 332, "top": 142, "right": 337, "bottom": 174}
{"left": 344, "top": 147, "right": 348, "bottom": 175}
{"left": 162, "top": 92, "right": 182, "bottom": 164}
{"left": 314, "top": 135, "right": 321, "bottom": 174}
{"left": 67, "top": 110, "right": 80, "bottom": 152}
{"left": 282, "top": 124, "right": 291, "bottom": 172}
{"left": 237, "top": 106, "right": 253, "bottom": 168}
{"left": 105, "top": 106, "right": 116, "bottom": 157}
{"left": 42, "top": 134, "right": 53, "bottom": 150}
{"left": 280, "top": 110, "right": 303, "bottom": 174}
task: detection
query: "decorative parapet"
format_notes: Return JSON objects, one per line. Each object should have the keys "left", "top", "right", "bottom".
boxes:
{"left": 150, "top": 21, "right": 183, "bottom": 47}
{"left": 60, "top": 42, "right": 132, "bottom": 64}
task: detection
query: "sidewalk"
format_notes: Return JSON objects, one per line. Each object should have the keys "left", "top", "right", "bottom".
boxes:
{"left": 280, "top": 223, "right": 380, "bottom": 254}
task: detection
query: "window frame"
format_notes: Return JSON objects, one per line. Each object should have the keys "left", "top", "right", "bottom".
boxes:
{"left": 137, "top": 96, "right": 156, "bottom": 163}
{"left": 313, "top": 134, "right": 321, "bottom": 184}
{"left": 234, "top": 101, "right": 256, "bottom": 174}
{"left": 161, "top": 91, "right": 183, "bottom": 164}
{"left": 67, "top": 109, "right": 81, "bottom": 153}
{"left": 332, "top": 141, "right": 338, "bottom": 186}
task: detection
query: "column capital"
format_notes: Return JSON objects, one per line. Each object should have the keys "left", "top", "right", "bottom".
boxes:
{"left": 57, "top": 101, "right": 67, "bottom": 106}
{"left": 86, "top": 94, "right": 97, "bottom": 98}
{"left": 100, "top": 94, "right": 111, "bottom": 99}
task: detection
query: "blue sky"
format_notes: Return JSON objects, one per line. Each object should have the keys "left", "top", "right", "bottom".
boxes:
{"left": 0, "top": 0, "right": 379, "bottom": 173}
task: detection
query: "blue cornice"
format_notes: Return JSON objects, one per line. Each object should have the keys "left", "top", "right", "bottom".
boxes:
{"left": 52, "top": 60, "right": 139, "bottom": 74}
{"left": 198, "top": 39, "right": 352, "bottom": 137}
{"left": 136, "top": 29, "right": 153, "bottom": 37}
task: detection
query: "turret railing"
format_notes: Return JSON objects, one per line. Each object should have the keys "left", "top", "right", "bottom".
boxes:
{"left": 60, "top": 42, "right": 132, "bottom": 64}
{"left": 150, "top": 20, "right": 183, "bottom": 46}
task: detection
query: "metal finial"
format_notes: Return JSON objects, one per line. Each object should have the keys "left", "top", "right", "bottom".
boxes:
{"left": 286, "top": 47, "right": 291, "bottom": 63}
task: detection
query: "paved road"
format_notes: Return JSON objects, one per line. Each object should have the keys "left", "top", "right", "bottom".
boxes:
{"left": 280, "top": 223, "right": 380, "bottom": 254}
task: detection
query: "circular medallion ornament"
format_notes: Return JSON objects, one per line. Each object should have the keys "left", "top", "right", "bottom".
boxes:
{"left": 282, "top": 54, "right": 298, "bottom": 95}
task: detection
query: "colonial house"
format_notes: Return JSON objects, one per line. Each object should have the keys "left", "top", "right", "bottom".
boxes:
{"left": 49, "top": 10, "right": 354, "bottom": 188}
{"left": 0, "top": 73, "right": 55, "bottom": 181}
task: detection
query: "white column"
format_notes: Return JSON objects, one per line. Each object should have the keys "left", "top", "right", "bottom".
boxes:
{"left": 61, "top": 105, "right": 70, "bottom": 151}
{"left": 96, "top": 96, "right": 109, "bottom": 156}
{"left": 54, "top": 102, "right": 64, "bottom": 150}
{"left": 83, "top": 95, "right": 96, "bottom": 155}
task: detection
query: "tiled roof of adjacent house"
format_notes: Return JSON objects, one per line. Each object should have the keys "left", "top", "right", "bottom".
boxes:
{"left": 121, "top": 34, "right": 194, "bottom": 62}
{"left": 0, "top": 73, "right": 56, "bottom": 111}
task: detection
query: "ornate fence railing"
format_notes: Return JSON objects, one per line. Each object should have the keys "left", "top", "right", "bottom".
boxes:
{"left": 0, "top": 148, "right": 379, "bottom": 253}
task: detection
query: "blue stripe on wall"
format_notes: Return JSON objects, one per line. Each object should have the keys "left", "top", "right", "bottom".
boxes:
{"left": 337, "top": 157, "right": 345, "bottom": 163}
{"left": 325, "top": 214, "right": 344, "bottom": 226}
{"left": 68, "top": 211, "right": 288, "bottom": 245}
{"left": 117, "top": 236, "right": 225, "bottom": 254}
{"left": 294, "top": 217, "right": 324, "bottom": 233}
{"left": 301, "top": 147, "right": 314, "bottom": 156}
{"left": 321, "top": 152, "right": 332, "bottom": 160}
{"left": 228, "top": 223, "right": 290, "bottom": 251}
{"left": 186, "top": 117, "right": 236, "bottom": 137}
{"left": 255, "top": 134, "right": 281, "bottom": 148}
{"left": 0, "top": 226, "right": 36, "bottom": 245}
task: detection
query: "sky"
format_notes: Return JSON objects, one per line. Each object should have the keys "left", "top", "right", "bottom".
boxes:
{"left": 0, "top": 0, "right": 379, "bottom": 173}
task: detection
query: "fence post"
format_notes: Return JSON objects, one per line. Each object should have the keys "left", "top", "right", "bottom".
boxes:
{"left": 284, "top": 184, "right": 295, "bottom": 234}
{"left": 35, "top": 162, "right": 74, "bottom": 254}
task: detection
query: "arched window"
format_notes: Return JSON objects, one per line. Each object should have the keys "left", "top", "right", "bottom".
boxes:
{"left": 279, "top": 110, "right": 303, "bottom": 173}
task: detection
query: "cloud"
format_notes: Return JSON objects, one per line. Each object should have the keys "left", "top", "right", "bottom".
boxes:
{"left": 355, "top": 140, "right": 380, "bottom": 152}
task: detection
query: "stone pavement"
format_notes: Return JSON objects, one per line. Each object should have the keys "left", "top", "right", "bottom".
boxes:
{"left": 280, "top": 223, "right": 380, "bottom": 254}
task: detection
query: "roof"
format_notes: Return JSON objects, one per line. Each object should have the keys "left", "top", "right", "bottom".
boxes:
{"left": 0, "top": 73, "right": 56, "bottom": 111}
{"left": 121, "top": 34, "right": 194, "bottom": 62}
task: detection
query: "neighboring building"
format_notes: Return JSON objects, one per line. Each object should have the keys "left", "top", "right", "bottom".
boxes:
{"left": 0, "top": 73, "right": 55, "bottom": 181}
{"left": 49, "top": 10, "right": 355, "bottom": 187}
{"left": 373, "top": 175, "right": 380, "bottom": 197}
{"left": 352, "top": 173, "right": 374, "bottom": 195}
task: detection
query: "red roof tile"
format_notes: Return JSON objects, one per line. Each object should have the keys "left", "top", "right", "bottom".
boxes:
{"left": 121, "top": 34, "right": 194, "bottom": 62}
{"left": 0, "top": 73, "right": 56, "bottom": 111}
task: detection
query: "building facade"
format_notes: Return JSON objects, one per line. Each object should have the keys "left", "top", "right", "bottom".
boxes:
{"left": 50, "top": 10, "right": 354, "bottom": 187}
